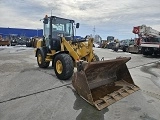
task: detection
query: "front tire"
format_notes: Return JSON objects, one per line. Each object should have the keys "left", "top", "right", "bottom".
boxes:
{"left": 123, "top": 47, "right": 126, "bottom": 52}
{"left": 113, "top": 43, "right": 119, "bottom": 52}
{"left": 54, "top": 54, "right": 74, "bottom": 80}
{"left": 91, "top": 53, "right": 100, "bottom": 62}
{"left": 37, "top": 50, "right": 50, "bottom": 68}
{"left": 114, "top": 47, "right": 118, "bottom": 52}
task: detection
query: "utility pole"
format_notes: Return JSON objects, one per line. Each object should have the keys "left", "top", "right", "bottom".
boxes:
{"left": 51, "top": 9, "right": 54, "bottom": 16}
{"left": 93, "top": 26, "right": 96, "bottom": 42}
{"left": 37, "top": 29, "right": 38, "bottom": 37}
{"left": 93, "top": 26, "right": 95, "bottom": 38}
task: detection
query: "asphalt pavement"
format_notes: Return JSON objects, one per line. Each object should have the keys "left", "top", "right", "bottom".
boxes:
{"left": 0, "top": 46, "right": 160, "bottom": 120}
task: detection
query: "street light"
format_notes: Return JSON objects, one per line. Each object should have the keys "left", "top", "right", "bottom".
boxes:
{"left": 37, "top": 28, "right": 39, "bottom": 37}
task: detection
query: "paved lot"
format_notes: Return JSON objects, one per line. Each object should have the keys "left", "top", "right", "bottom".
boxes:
{"left": 0, "top": 46, "right": 160, "bottom": 120}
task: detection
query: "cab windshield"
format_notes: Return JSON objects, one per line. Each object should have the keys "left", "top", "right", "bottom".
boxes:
{"left": 52, "top": 18, "right": 74, "bottom": 38}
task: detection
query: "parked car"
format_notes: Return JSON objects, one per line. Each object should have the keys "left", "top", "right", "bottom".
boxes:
{"left": 17, "top": 37, "right": 26, "bottom": 45}
{"left": 26, "top": 38, "right": 33, "bottom": 47}
{"left": 10, "top": 38, "right": 18, "bottom": 46}
{"left": 9, "top": 34, "right": 18, "bottom": 46}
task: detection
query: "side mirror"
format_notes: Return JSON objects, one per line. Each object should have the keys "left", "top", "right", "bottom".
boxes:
{"left": 76, "top": 23, "right": 80, "bottom": 28}
{"left": 43, "top": 18, "right": 48, "bottom": 24}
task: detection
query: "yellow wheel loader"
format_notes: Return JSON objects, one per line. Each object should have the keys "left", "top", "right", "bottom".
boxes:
{"left": 35, "top": 15, "right": 99, "bottom": 80}
{"left": 35, "top": 15, "right": 140, "bottom": 110}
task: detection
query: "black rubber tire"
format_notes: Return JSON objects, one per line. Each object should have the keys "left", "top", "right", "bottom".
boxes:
{"left": 126, "top": 47, "right": 129, "bottom": 52}
{"left": 91, "top": 53, "right": 100, "bottom": 62}
{"left": 142, "top": 48, "right": 153, "bottom": 56}
{"left": 114, "top": 47, "right": 118, "bottom": 52}
{"left": 37, "top": 50, "right": 50, "bottom": 68}
{"left": 148, "top": 51, "right": 153, "bottom": 55}
{"left": 143, "top": 51, "right": 147, "bottom": 55}
{"left": 123, "top": 47, "right": 126, "bottom": 52}
{"left": 143, "top": 50, "right": 153, "bottom": 56}
{"left": 54, "top": 54, "right": 74, "bottom": 80}
{"left": 154, "top": 51, "right": 159, "bottom": 56}
{"left": 26, "top": 43, "right": 30, "bottom": 47}
{"left": 113, "top": 43, "right": 119, "bottom": 52}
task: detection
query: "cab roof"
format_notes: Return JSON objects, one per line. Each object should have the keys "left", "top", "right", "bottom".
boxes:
{"left": 49, "top": 16, "right": 75, "bottom": 23}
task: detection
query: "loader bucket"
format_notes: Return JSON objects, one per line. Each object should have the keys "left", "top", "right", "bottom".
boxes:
{"left": 72, "top": 57, "right": 140, "bottom": 110}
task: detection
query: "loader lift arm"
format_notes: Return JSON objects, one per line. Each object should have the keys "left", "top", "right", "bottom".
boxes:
{"left": 60, "top": 37, "right": 95, "bottom": 62}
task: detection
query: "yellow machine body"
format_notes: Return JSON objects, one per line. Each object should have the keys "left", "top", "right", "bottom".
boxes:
{"left": 35, "top": 37, "right": 97, "bottom": 63}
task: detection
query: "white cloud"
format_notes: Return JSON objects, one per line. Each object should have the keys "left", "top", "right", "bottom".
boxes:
{"left": 0, "top": 0, "right": 160, "bottom": 39}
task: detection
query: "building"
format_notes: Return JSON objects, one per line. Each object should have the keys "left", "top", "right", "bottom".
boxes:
{"left": 0, "top": 27, "right": 43, "bottom": 38}
{"left": 94, "top": 34, "right": 102, "bottom": 43}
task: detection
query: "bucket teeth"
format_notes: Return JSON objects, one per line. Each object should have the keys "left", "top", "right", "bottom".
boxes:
{"left": 93, "top": 84, "right": 140, "bottom": 110}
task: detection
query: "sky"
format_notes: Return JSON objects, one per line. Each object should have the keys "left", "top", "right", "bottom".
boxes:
{"left": 0, "top": 0, "right": 160, "bottom": 40}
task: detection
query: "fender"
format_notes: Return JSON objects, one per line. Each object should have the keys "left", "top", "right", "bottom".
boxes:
{"left": 35, "top": 47, "right": 48, "bottom": 57}
{"left": 52, "top": 51, "right": 70, "bottom": 67}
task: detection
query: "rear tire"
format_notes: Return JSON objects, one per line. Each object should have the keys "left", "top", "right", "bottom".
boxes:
{"left": 113, "top": 43, "right": 119, "bottom": 52}
{"left": 123, "top": 47, "right": 126, "bottom": 52}
{"left": 126, "top": 47, "right": 129, "bottom": 52}
{"left": 114, "top": 47, "right": 118, "bottom": 52}
{"left": 26, "top": 43, "right": 29, "bottom": 47}
{"left": 54, "top": 54, "right": 74, "bottom": 80}
{"left": 37, "top": 50, "right": 50, "bottom": 68}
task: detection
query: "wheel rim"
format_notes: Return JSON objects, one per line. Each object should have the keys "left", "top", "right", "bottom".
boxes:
{"left": 38, "top": 54, "right": 42, "bottom": 64}
{"left": 56, "top": 60, "right": 63, "bottom": 74}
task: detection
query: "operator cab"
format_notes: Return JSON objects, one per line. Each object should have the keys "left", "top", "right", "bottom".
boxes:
{"left": 51, "top": 16, "right": 75, "bottom": 40}
{"left": 43, "top": 15, "right": 80, "bottom": 50}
